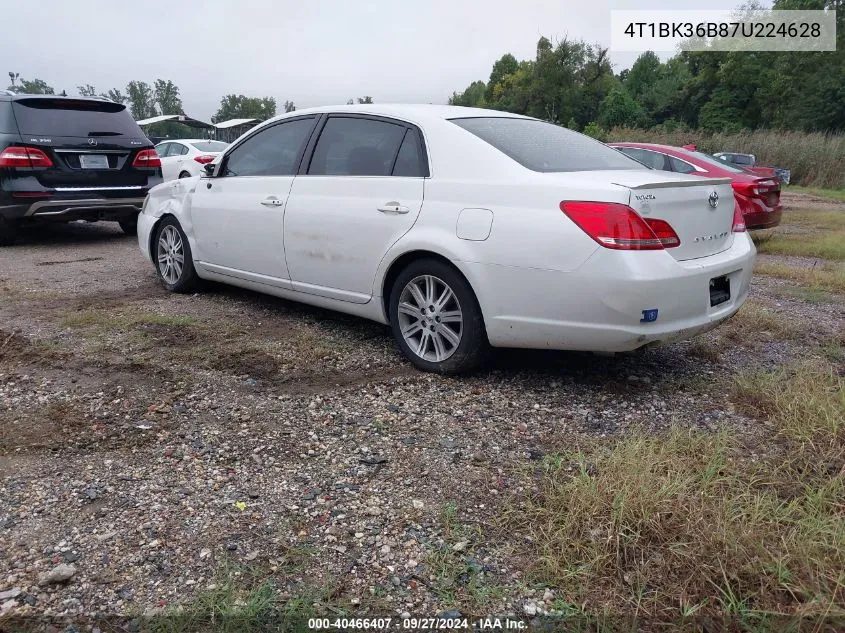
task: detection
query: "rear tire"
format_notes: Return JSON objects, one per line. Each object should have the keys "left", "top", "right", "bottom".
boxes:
{"left": 119, "top": 214, "right": 138, "bottom": 235}
{"left": 153, "top": 217, "right": 200, "bottom": 293}
{"left": 0, "top": 217, "right": 18, "bottom": 246}
{"left": 389, "top": 258, "right": 489, "bottom": 374}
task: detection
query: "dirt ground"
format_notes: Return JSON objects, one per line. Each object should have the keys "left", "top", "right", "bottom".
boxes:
{"left": 1, "top": 194, "right": 843, "bottom": 628}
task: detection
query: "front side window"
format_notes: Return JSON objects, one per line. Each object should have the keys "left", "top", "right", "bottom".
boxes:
{"left": 451, "top": 117, "right": 645, "bottom": 173}
{"left": 223, "top": 117, "right": 315, "bottom": 177}
{"left": 308, "top": 117, "right": 407, "bottom": 176}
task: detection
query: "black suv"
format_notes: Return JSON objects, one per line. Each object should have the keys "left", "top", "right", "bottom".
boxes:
{"left": 0, "top": 92, "right": 162, "bottom": 245}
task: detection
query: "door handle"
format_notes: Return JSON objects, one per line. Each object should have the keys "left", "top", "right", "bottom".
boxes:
{"left": 377, "top": 202, "right": 410, "bottom": 214}
{"left": 260, "top": 197, "right": 283, "bottom": 207}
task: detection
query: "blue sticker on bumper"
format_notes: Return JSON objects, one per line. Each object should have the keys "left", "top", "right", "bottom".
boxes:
{"left": 640, "top": 309, "right": 659, "bottom": 323}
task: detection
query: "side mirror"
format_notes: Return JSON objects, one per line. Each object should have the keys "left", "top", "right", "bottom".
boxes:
{"left": 203, "top": 162, "right": 216, "bottom": 177}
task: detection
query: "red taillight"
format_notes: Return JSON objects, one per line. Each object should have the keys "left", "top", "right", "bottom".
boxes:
{"left": 732, "top": 180, "right": 778, "bottom": 198}
{"left": 0, "top": 146, "right": 53, "bottom": 168}
{"left": 560, "top": 201, "right": 679, "bottom": 250}
{"left": 732, "top": 202, "right": 747, "bottom": 233}
{"left": 643, "top": 218, "right": 681, "bottom": 248}
{"left": 132, "top": 149, "right": 161, "bottom": 169}
{"left": 193, "top": 154, "right": 215, "bottom": 164}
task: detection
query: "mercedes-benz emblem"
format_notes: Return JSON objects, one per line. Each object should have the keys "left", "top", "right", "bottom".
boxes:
{"left": 88, "top": 138, "right": 97, "bottom": 146}
{"left": 708, "top": 191, "right": 719, "bottom": 208}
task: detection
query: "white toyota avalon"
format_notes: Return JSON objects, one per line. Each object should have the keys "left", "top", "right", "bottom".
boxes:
{"left": 137, "top": 104, "right": 755, "bottom": 373}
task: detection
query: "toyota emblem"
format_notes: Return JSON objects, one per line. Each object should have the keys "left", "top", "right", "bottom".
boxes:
{"left": 88, "top": 138, "right": 98, "bottom": 146}
{"left": 708, "top": 191, "right": 719, "bottom": 208}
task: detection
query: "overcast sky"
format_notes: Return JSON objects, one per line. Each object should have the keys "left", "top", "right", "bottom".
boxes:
{"left": 3, "top": 0, "right": 744, "bottom": 122}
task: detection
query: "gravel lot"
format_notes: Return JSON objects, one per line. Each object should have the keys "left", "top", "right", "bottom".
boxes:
{"left": 1, "top": 194, "right": 843, "bottom": 628}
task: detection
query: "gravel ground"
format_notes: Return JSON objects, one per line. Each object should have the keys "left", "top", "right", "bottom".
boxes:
{"left": 1, "top": 203, "right": 844, "bottom": 627}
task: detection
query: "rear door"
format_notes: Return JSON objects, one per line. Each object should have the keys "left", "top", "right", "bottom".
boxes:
{"left": 10, "top": 97, "right": 154, "bottom": 191}
{"left": 283, "top": 115, "right": 427, "bottom": 303}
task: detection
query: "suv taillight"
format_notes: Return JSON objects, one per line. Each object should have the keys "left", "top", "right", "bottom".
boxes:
{"left": 193, "top": 155, "right": 215, "bottom": 164}
{"left": 0, "top": 146, "right": 53, "bottom": 168}
{"left": 732, "top": 202, "right": 747, "bottom": 233}
{"left": 560, "top": 201, "right": 680, "bottom": 250}
{"left": 132, "top": 149, "right": 161, "bottom": 169}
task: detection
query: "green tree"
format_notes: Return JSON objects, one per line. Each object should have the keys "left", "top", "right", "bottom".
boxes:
{"left": 126, "top": 81, "right": 157, "bottom": 120}
{"left": 597, "top": 86, "right": 646, "bottom": 129}
{"left": 357, "top": 96, "right": 374, "bottom": 104}
{"left": 153, "top": 79, "right": 183, "bottom": 115}
{"left": 77, "top": 84, "right": 97, "bottom": 97}
{"left": 284, "top": 100, "right": 295, "bottom": 113}
{"left": 448, "top": 80, "right": 486, "bottom": 107}
{"left": 8, "top": 78, "right": 54, "bottom": 94}
{"left": 101, "top": 88, "right": 128, "bottom": 105}
{"left": 212, "top": 94, "right": 276, "bottom": 123}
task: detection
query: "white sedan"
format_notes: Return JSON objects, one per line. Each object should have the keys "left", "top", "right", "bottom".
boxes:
{"left": 138, "top": 105, "right": 755, "bottom": 373}
{"left": 154, "top": 139, "right": 228, "bottom": 181}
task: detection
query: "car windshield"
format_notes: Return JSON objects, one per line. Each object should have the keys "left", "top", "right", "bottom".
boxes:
{"left": 191, "top": 141, "right": 228, "bottom": 152}
{"left": 450, "top": 117, "right": 645, "bottom": 172}
{"left": 692, "top": 151, "right": 746, "bottom": 173}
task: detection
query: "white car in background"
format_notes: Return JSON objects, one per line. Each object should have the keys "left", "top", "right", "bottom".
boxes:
{"left": 154, "top": 139, "right": 228, "bottom": 181}
{"left": 138, "top": 105, "right": 755, "bottom": 373}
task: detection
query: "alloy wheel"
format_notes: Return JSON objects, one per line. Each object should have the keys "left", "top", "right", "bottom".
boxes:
{"left": 397, "top": 274, "right": 463, "bottom": 362}
{"left": 157, "top": 225, "right": 185, "bottom": 285}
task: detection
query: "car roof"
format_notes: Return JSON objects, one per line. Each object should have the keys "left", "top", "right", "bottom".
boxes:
{"left": 261, "top": 103, "right": 533, "bottom": 127}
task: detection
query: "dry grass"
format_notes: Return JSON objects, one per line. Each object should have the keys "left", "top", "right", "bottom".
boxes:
{"left": 755, "top": 261, "right": 845, "bottom": 294}
{"left": 789, "top": 187, "right": 845, "bottom": 203}
{"left": 754, "top": 232, "right": 845, "bottom": 261}
{"left": 717, "top": 300, "right": 800, "bottom": 344}
{"left": 608, "top": 128, "right": 845, "bottom": 189}
{"left": 506, "top": 361, "right": 845, "bottom": 627}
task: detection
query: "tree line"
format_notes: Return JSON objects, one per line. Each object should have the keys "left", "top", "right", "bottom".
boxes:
{"left": 449, "top": 0, "right": 844, "bottom": 135}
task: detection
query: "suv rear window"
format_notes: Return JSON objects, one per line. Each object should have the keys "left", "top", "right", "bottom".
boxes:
{"left": 191, "top": 141, "right": 228, "bottom": 152}
{"left": 11, "top": 98, "right": 143, "bottom": 137}
{"left": 0, "top": 101, "right": 15, "bottom": 133}
{"left": 450, "top": 117, "right": 644, "bottom": 173}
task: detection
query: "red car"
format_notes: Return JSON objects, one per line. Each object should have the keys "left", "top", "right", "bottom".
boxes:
{"left": 609, "top": 142, "right": 782, "bottom": 230}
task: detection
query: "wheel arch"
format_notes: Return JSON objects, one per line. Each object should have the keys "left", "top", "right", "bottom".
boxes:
{"left": 380, "top": 249, "right": 482, "bottom": 325}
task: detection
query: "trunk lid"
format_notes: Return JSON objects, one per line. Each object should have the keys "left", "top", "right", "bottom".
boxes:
{"left": 11, "top": 97, "right": 153, "bottom": 190}
{"left": 608, "top": 171, "right": 735, "bottom": 261}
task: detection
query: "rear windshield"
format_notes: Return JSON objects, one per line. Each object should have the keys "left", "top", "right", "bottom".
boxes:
{"left": 450, "top": 117, "right": 644, "bottom": 173}
{"left": 11, "top": 98, "right": 142, "bottom": 137}
{"left": 191, "top": 141, "right": 228, "bottom": 152}
{"left": 693, "top": 151, "right": 746, "bottom": 173}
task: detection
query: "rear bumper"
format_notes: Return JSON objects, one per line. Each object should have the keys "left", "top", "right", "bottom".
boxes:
{"left": 745, "top": 206, "right": 782, "bottom": 230}
{"left": 462, "top": 233, "right": 756, "bottom": 352}
{"left": 0, "top": 196, "right": 145, "bottom": 222}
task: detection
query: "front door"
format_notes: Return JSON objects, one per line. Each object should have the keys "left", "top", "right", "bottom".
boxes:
{"left": 189, "top": 115, "right": 318, "bottom": 287}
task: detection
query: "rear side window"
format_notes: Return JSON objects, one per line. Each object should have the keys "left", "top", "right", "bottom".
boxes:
{"left": 172, "top": 143, "right": 189, "bottom": 156}
{"left": 308, "top": 117, "right": 406, "bottom": 176}
{"left": 619, "top": 147, "right": 668, "bottom": 171}
{"left": 191, "top": 141, "right": 227, "bottom": 152}
{"left": 692, "top": 151, "right": 746, "bottom": 173}
{"left": 223, "top": 116, "right": 315, "bottom": 177}
{"left": 668, "top": 156, "right": 696, "bottom": 174}
{"left": 0, "top": 101, "right": 15, "bottom": 134}
{"left": 11, "top": 98, "right": 143, "bottom": 137}
{"left": 450, "top": 117, "right": 644, "bottom": 173}
{"left": 156, "top": 143, "right": 172, "bottom": 157}
{"left": 392, "top": 128, "right": 426, "bottom": 177}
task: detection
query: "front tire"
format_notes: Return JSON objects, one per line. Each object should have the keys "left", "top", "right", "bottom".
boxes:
{"left": 389, "top": 258, "right": 489, "bottom": 374}
{"left": 178, "top": 171, "right": 191, "bottom": 179}
{"left": 153, "top": 217, "right": 200, "bottom": 293}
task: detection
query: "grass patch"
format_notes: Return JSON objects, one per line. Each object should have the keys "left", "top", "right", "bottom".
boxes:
{"left": 789, "top": 186, "right": 845, "bottom": 203}
{"left": 59, "top": 308, "right": 198, "bottom": 330}
{"left": 753, "top": 231, "right": 845, "bottom": 261}
{"left": 755, "top": 261, "right": 845, "bottom": 294}
{"left": 781, "top": 210, "right": 845, "bottom": 232}
{"left": 147, "top": 562, "right": 324, "bottom": 633}
{"left": 506, "top": 360, "right": 845, "bottom": 626}
{"left": 717, "top": 300, "right": 799, "bottom": 344}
